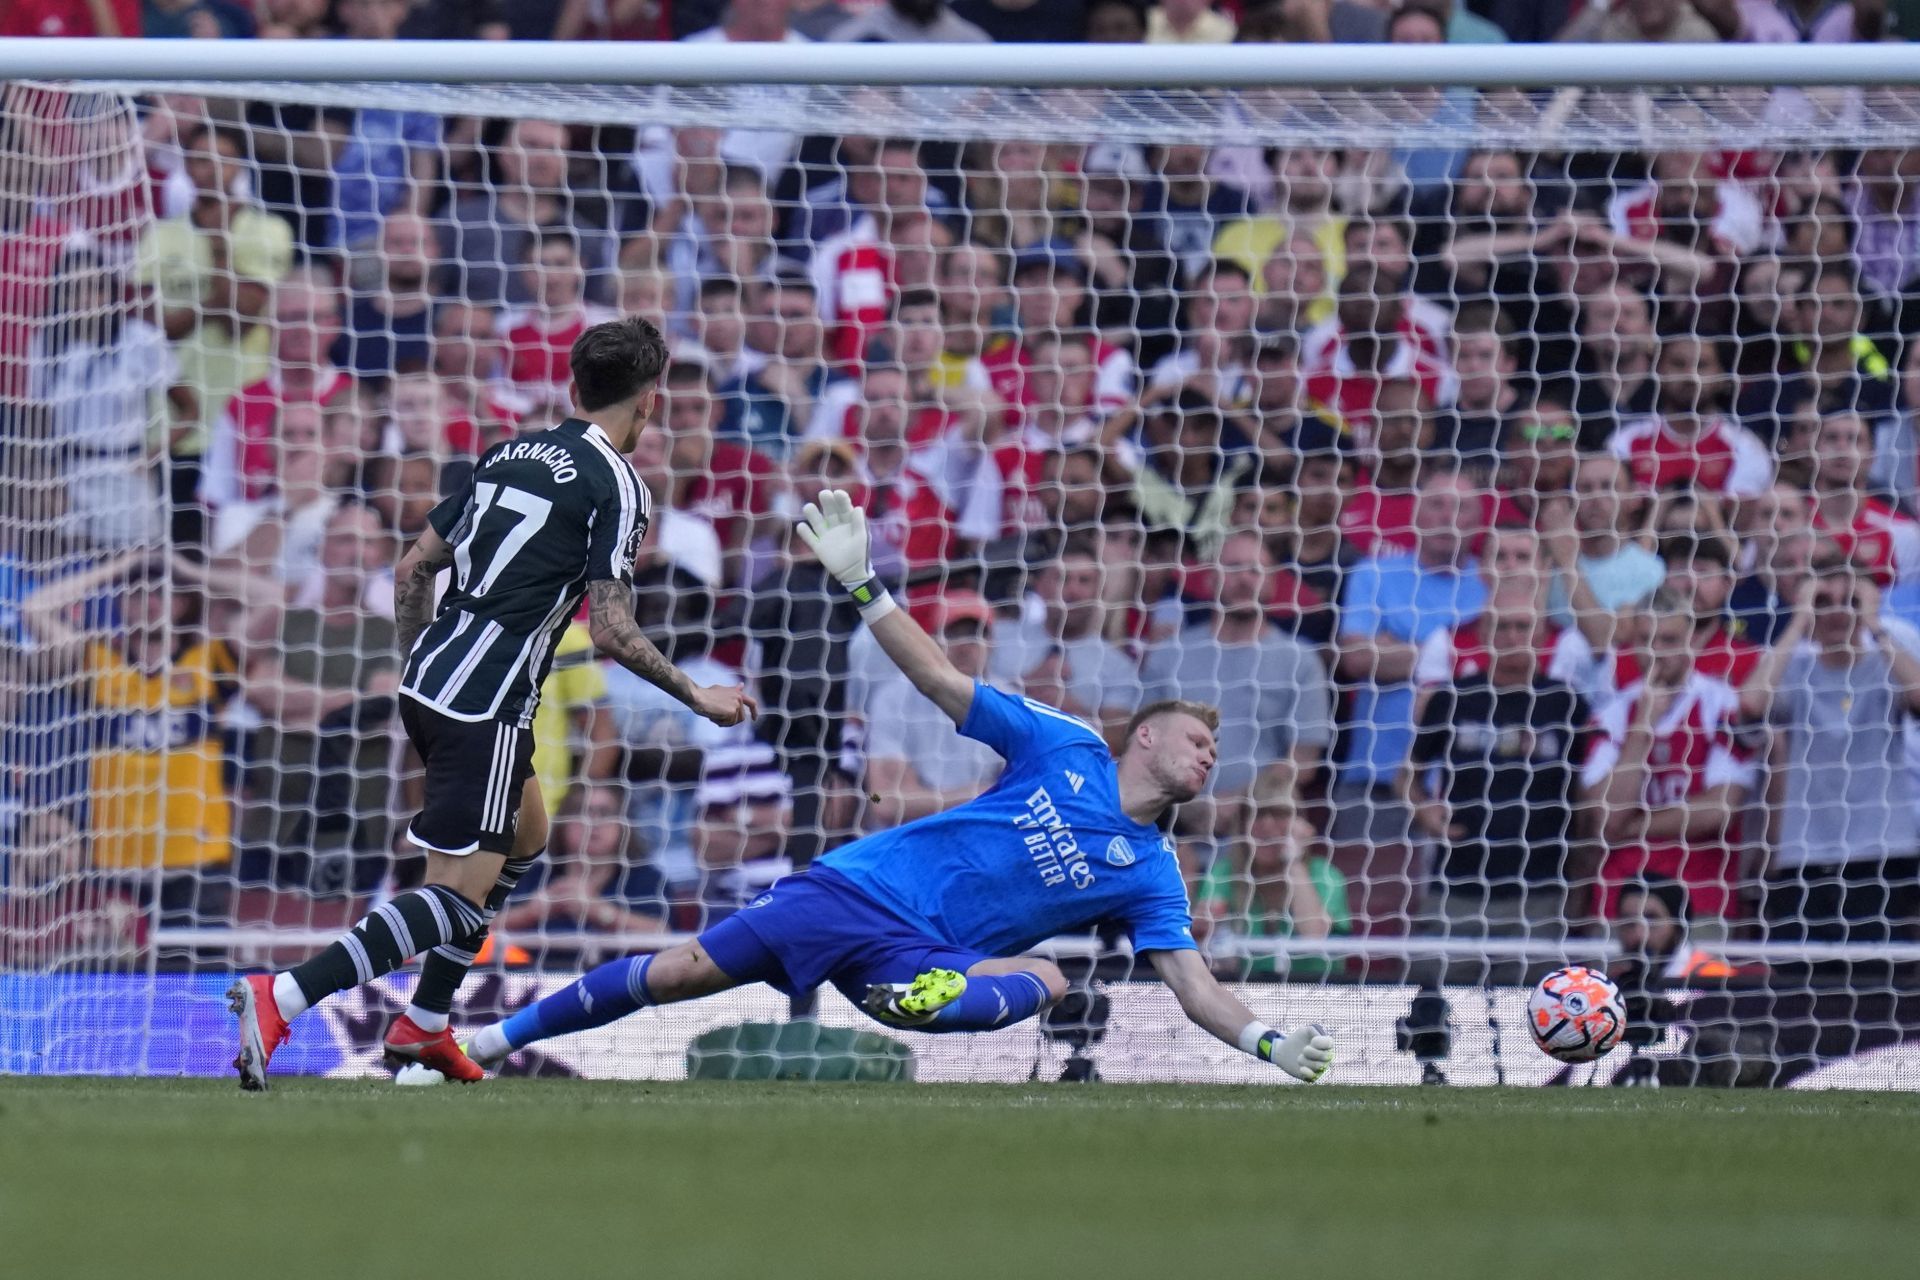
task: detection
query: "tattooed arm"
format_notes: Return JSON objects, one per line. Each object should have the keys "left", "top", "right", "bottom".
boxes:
{"left": 585, "top": 578, "right": 757, "bottom": 726}
{"left": 394, "top": 527, "right": 454, "bottom": 657}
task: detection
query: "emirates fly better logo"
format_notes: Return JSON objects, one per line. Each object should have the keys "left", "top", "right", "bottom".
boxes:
{"left": 1011, "top": 786, "right": 1095, "bottom": 890}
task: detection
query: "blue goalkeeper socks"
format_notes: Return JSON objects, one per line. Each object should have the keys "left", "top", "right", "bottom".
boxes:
{"left": 501, "top": 954, "right": 654, "bottom": 1051}
{"left": 924, "top": 971, "right": 1053, "bottom": 1033}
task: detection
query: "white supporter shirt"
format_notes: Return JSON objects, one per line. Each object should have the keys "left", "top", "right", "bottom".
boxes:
{"left": 632, "top": 27, "right": 807, "bottom": 202}
{"left": 31, "top": 320, "right": 176, "bottom": 455}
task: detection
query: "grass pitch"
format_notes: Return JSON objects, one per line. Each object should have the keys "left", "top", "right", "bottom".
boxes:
{"left": 3, "top": 1079, "right": 1917, "bottom": 1280}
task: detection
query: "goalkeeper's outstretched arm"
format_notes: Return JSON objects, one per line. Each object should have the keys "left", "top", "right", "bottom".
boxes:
{"left": 1147, "top": 947, "right": 1335, "bottom": 1084}
{"left": 796, "top": 489, "right": 975, "bottom": 727}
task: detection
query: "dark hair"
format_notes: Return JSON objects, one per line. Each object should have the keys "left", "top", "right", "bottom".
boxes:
{"left": 698, "top": 274, "right": 743, "bottom": 301}
{"left": 124, "top": 557, "right": 207, "bottom": 635}
{"left": 1256, "top": 330, "right": 1298, "bottom": 362}
{"left": 569, "top": 315, "right": 670, "bottom": 411}
{"left": 1193, "top": 256, "right": 1251, "bottom": 287}
{"left": 1620, "top": 876, "right": 1691, "bottom": 922}
{"left": 1452, "top": 300, "right": 1510, "bottom": 338}
{"left": 536, "top": 225, "right": 581, "bottom": 256}
{"left": 664, "top": 359, "right": 711, "bottom": 389}
{"left": 1659, "top": 529, "right": 1734, "bottom": 572}
{"left": 1810, "top": 536, "right": 1855, "bottom": 578}
{"left": 1810, "top": 258, "right": 1864, "bottom": 295}
{"left": 722, "top": 163, "right": 765, "bottom": 194}
{"left": 894, "top": 286, "right": 941, "bottom": 315}
{"left": 1346, "top": 214, "right": 1413, "bottom": 250}
{"left": 182, "top": 120, "right": 247, "bottom": 158}
{"left": 1059, "top": 533, "right": 1102, "bottom": 563}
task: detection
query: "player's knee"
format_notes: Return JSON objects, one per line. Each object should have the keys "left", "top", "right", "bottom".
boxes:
{"left": 645, "top": 940, "right": 734, "bottom": 1002}
{"left": 423, "top": 854, "right": 493, "bottom": 908}
{"left": 512, "top": 780, "right": 549, "bottom": 859}
{"left": 1024, "top": 959, "right": 1069, "bottom": 1004}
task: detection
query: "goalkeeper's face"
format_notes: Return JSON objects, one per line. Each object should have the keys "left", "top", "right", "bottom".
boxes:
{"left": 1142, "top": 714, "right": 1218, "bottom": 803}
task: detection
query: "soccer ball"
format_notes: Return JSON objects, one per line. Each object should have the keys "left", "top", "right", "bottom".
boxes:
{"left": 1527, "top": 966, "right": 1627, "bottom": 1063}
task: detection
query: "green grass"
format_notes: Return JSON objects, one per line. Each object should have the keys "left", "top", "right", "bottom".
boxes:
{"left": 3, "top": 1079, "right": 1918, "bottom": 1280}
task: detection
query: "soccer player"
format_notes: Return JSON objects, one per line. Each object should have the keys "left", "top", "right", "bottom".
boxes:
{"left": 227, "top": 316, "right": 756, "bottom": 1091}
{"left": 459, "top": 491, "right": 1336, "bottom": 1083}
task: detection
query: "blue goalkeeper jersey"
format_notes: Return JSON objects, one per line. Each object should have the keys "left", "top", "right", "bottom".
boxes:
{"left": 821, "top": 684, "right": 1197, "bottom": 958}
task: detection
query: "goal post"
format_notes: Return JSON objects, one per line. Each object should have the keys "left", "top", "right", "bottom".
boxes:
{"left": 6, "top": 39, "right": 1920, "bottom": 1087}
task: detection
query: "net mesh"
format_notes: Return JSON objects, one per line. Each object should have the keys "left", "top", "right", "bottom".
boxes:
{"left": 6, "top": 71, "right": 1920, "bottom": 1088}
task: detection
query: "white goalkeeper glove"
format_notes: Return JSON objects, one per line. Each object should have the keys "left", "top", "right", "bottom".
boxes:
{"left": 796, "top": 488, "right": 891, "bottom": 618}
{"left": 1258, "top": 1023, "right": 1335, "bottom": 1084}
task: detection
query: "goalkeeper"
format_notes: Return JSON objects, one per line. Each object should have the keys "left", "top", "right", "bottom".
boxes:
{"left": 463, "top": 492, "right": 1334, "bottom": 1082}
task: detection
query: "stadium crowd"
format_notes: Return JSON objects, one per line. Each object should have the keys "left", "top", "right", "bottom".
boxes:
{"left": 3, "top": 1, "right": 1920, "bottom": 1041}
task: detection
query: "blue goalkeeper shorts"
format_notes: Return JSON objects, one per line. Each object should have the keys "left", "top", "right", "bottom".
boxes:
{"left": 697, "top": 867, "right": 987, "bottom": 1002}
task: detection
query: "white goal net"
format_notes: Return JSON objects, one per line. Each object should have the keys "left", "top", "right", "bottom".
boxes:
{"left": 6, "top": 45, "right": 1920, "bottom": 1087}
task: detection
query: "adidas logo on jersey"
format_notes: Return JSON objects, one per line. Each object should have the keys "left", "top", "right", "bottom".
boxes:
{"left": 1064, "top": 770, "right": 1084, "bottom": 794}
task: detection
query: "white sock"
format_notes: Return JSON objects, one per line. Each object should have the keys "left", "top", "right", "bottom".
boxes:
{"left": 404, "top": 1006, "right": 450, "bottom": 1034}
{"left": 272, "top": 972, "right": 310, "bottom": 1021}
{"left": 468, "top": 1023, "right": 510, "bottom": 1064}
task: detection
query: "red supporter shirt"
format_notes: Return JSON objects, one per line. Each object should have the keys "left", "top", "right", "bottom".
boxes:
{"left": 71, "top": 151, "right": 154, "bottom": 255}
{"left": 992, "top": 426, "right": 1057, "bottom": 536}
{"left": 1606, "top": 624, "right": 1759, "bottom": 696}
{"left": 1339, "top": 479, "right": 1497, "bottom": 558}
{"left": 682, "top": 439, "right": 777, "bottom": 555}
{"left": 1338, "top": 486, "right": 1418, "bottom": 556}
{"left": 1607, "top": 414, "right": 1773, "bottom": 498}
{"left": 224, "top": 370, "right": 353, "bottom": 503}
{"left": 1180, "top": 562, "right": 1328, "bottom": 637}
{"left": 503, "top": 308, "right": 616, "bottom": 406}
{"left": 831, "top": 429, "right": 1004, "bottom": 574}
{"left": 1812, "top": 496, "right": 1920, "bottom": 587}
{"left": 1694, "top": 625, "right": 1761, "bottom": 687}
{"left": 1299, "top": 299, "right": 1457, "bottom": 436}
{"left": 810, "top": 216, "right": 893, "bottom": 366}
{"left": 0, "top": 0, "right": 140, "bottom": 36}
{"left": 1605, "top": 176, "right": 1766, "bottom": 258}
{"left": 823, "top": 397, "right": 952, "bottom": 451}
{"left": 446, "top": 390, "right": 522, "bottom": 456}
{"left": 1580, "top": 672, "right": 1756, "bottom": 920}
{"left": 0, "top": 212, "right": 69, "bottom": 398}
{"left": 1415, "top": 619, "right": 1598, "bottom": 691}
{"left": 820, "top": 402, "right": 1005, "bottom": 554}
{"left": 1489, "top": 490, "right": 1532, "bottom": 529}
{"left": 868, "top": 465, "right": 965, "bottom": 571}
{"left": 981, "top": 338, "right": 1135, "bottom": 425}
{"left": 8, "top": 88, "right": 154, "bottom": 250}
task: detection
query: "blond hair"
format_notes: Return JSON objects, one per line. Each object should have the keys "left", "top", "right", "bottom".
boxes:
{"left": 1120, "top": 699, "right": 1222, "bottom": 753}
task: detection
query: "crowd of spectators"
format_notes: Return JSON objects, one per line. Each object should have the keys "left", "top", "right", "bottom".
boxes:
{"left": 4, "top": 2, "right": 1920, "bottom": 1015}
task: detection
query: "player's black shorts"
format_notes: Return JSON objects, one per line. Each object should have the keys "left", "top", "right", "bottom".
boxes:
{"left": 400, "top": 696, "right": 536, "bottom": 856}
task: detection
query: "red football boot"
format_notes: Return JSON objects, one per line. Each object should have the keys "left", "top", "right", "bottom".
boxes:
{"left": 383, "top": 1014, "right": 486, "bottom": 1083}
{"left": 227, "top": 974, "right": 291, "bottom": 1092}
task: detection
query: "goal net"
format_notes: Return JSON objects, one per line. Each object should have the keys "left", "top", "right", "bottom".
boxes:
{"left": 6, "top": 47, "right": 1920, "bottom": 1088}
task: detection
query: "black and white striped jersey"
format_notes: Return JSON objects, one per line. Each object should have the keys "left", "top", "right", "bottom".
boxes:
{"left": 400, "top": 416, "right": 650, "bottom": 728}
